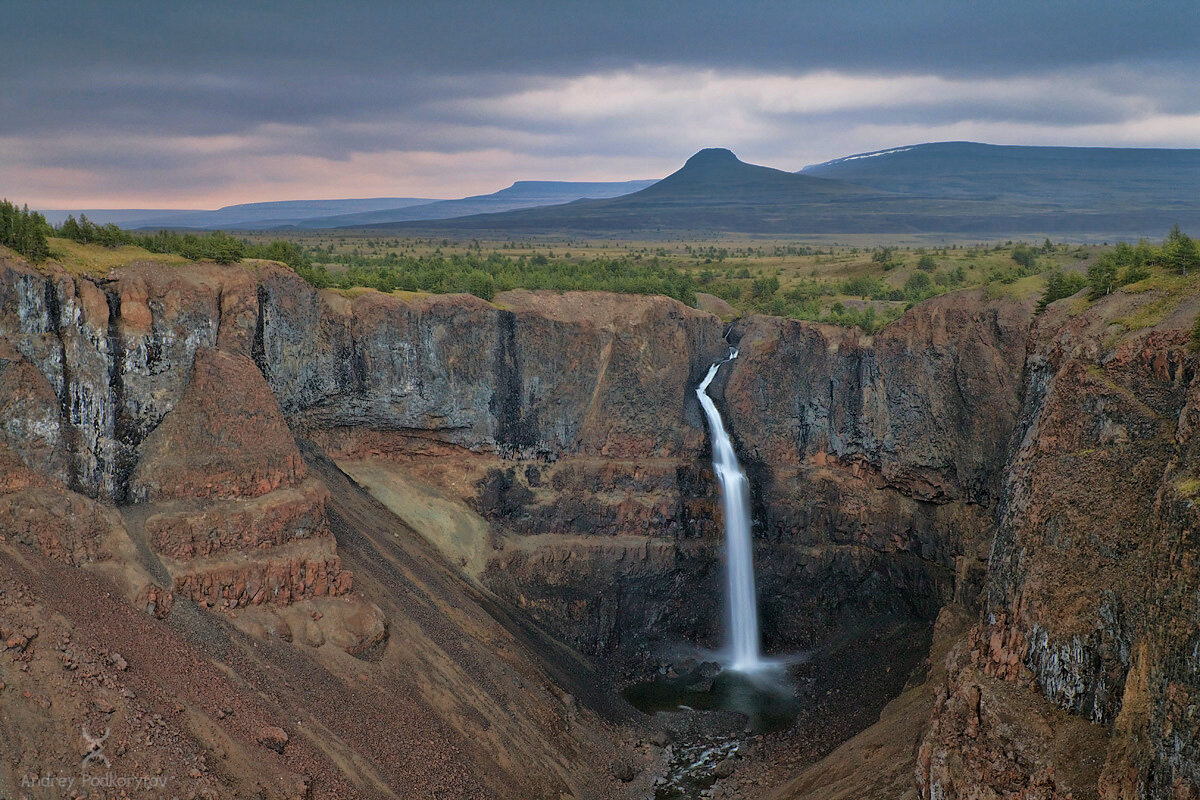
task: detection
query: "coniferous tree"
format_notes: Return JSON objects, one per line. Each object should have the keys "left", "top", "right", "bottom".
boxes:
{"left": 1163, "top": 225, "right": 1200, "bottom": 275}
{"left": 0, "top": 200, "right": 50, "bottom": 261}
{"left": 1087, "top": 255, "right": 1120, "bottom": 297}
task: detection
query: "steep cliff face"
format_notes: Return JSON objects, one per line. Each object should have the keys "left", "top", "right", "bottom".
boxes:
{"left": 0, "top": 257, "right": 251, "bottom": 501}
{"left": 0, "top": 251, "right": 662, "bottom": 799}
{"left": 294, "top": 288, "right": 733, "bottom": 662}
{"left": 920, "top": 286, "right": 1200, "bottom": 799}
{"left": 257, "top": 283, "right": 728, "bottom": 458}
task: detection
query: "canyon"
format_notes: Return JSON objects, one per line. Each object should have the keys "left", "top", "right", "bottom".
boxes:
{"left": 1, "top": 246, "right": 1198, "bottom": 799}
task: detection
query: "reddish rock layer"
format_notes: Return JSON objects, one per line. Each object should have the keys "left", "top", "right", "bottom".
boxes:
{"left": 130, "top": 348, "right": 307, "bottom": 501}
{"left": 146, "top": 477, "right": 330, "bottom": 560}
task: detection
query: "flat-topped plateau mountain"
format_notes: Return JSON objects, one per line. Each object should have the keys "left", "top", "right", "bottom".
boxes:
{"left": 40, "top": 180, "right": 658, "bottom": 231}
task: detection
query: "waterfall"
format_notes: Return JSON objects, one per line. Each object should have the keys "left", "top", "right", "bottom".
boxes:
{"left": 696, "top": 347, "right": 763, "bottom": 672}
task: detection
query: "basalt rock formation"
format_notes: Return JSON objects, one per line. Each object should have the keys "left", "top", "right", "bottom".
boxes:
{"left": 2, "top": 244, "right": 1199, "bottom": 798}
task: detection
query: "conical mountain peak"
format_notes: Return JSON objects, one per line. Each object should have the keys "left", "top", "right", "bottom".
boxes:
{"left": 682, "top": 148, "right": 742, "bottom": 168}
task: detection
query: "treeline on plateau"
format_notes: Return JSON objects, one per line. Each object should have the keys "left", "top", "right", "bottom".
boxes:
{"left": 49, "top": 214, "right": 696, "bottom": 303}
{"left": 7, "top": 200, "right": 1200, "bottom": 333}
{"left": 296, "top": 252, "right": 697, "bottom": 304}
{"left": 54, "top": 214, "right": 309, "bottom": 268}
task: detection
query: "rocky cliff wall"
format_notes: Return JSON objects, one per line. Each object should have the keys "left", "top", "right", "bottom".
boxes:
{"left": 0, "top": 250, "right": 660, "bottom": 799}
{"left": 0, "top": 253, "right": 1038, "bottom": 674}
{"left": 0, "top": 254, "right": 735, "bottom": 659}
{"left": 920, "top": 286, "right": 1200, "bottom": 799}
{"left": 714, "top": 292, "right": 1032, "bottom": 657}
{"left": 0, "top": 256, "right": 729, "bottom": 493}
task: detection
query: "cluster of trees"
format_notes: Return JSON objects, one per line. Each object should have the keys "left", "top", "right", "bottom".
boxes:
{"left": 56, "top": 215, "right": 253, "bottom": 264}
{"left": 0, "top": 200, "right": 51, "bottom": 261}
{"left": 1162, "top": 225, "right": 1200, "bottom": 274}
{"left": 841, "top": 265, "right": 966, "bottom": 303}
{"left": 55, "top": 215, "right": 314, "bottom": 269}
{"left": 1040, "top": 226, "right": 1200, "bottom": 309}
{"left": 47, "top": 213, "right": 698, "bottom": 305}
{"left": 822, "top": 301, "right": 905, "bottom": 332}
{"left": 701, "top": 273, "right": 899, "bottom": 332}
{"left": 1011, "top": 244, "right": 1039, "bottom": 270}
{"left": 296, "top": 251, "right": 698, "bottom": 304}
{"left": 871, "top": 246, "right": 901, "bottom": 270}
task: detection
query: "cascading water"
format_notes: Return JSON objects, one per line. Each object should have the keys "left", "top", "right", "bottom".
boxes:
{"left": 696, "top": 347, "right": 763, "bottom": 672}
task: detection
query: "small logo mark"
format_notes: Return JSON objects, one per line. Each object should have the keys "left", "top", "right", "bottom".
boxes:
{"left": 81, "top": 726, "right": 111, "bottom": 770}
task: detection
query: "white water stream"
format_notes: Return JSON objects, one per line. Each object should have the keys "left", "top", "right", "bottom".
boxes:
{"left": 696, "top": 348, "right": 763, "bottom": 672}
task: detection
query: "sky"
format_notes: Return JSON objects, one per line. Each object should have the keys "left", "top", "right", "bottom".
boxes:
{"left": 3, "top": 0, "right": 1199, "bottom": 209}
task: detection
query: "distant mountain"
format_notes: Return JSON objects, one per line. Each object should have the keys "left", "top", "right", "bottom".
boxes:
{"left": 355, "top": 149, "right": 887, "bottom": 233}
{"left": 40, "top": 181, "right": 658, "bottom": 231}
{"left": 801, "top": 141, "right": 1200, "bottom": 210}
{"left": 42, "top": 142, "right": 1200, "bottom": 237}
{"left": 39, "top": 198, "right": 439, "bottom": 230}
{"left": 368, "top": 144, "right": 1200, "bottom": 237}
{"left": 293, "top": 179, "right": 658, "bottom": 228}
{"left": 628, "top": 148, "right": 864, "bottom": 200}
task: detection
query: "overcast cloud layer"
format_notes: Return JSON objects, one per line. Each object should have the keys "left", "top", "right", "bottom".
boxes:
{"left": 3, "top": 0, "right": 1198, "bottom": 207}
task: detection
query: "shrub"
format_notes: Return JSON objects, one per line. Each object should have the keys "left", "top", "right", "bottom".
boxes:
{"left": 903, "top": 271, "right": 934, "bottom": 300}
{"left": 871, "top": 246, "right": 896, "bottom": 264}
{"left": 871, "top": 246, "right": 900, "bottom": 270}
{"left": 1120, "top": 262, "right": 1151, "bottom": 285}
{"left": 750, "top": 275, "right": 780, "bottom": 299}
{"left": 934, "top": 266, "right": 966, "bottom": 287}
{"left": 464, "top": 269, "right": 496, "bottom": 301}
{"left": 1011, "top": 244, "right": 1037, "bottom": 271}
{"left": 842, "top": 275, "right": 883, "bottom": 298}
{"left": 1163, "top": 225, "right": 1200, "bottom": 275}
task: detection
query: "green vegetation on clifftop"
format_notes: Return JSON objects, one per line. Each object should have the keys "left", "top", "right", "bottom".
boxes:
{"left": 1, "top": 200, "right": 51, "bottom": 262}
{"left": 1040, "top": 226, "right": 1200, "bottom": 309}
{"left": 8, "top": 197, "right": 1196, "bottom": 335}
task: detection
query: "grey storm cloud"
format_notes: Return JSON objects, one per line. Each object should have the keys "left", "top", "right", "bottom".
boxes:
{"left": 3, "top": 0, "right": 1199, "bottom": 206}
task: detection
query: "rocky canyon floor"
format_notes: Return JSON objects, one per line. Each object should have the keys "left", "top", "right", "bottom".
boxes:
{"left": 1, "top": 243, "right": 1199, "bottom": 799}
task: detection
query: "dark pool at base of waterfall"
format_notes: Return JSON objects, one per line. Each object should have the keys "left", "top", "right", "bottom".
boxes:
{"left": 623, "top": 666, "right": 798, "bottom": 735}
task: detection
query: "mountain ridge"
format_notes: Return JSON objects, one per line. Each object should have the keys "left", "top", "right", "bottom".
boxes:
{"left": 361, "top": 142, "right": 1200, "bottom": 236}
{"left": 40, "top": 197, "right": 440, "bottom": 229}
{"left": 37, "top": 141, "right": 1200, "bottom": 237}
{"left": 38, "top": 180, "right": 660, "bottom": 231}
{"left": 290, "top": 178, "right": 658, "bottom": 228}
{"left": 801, "top": 140, "right": 1200, "bottom": 206}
